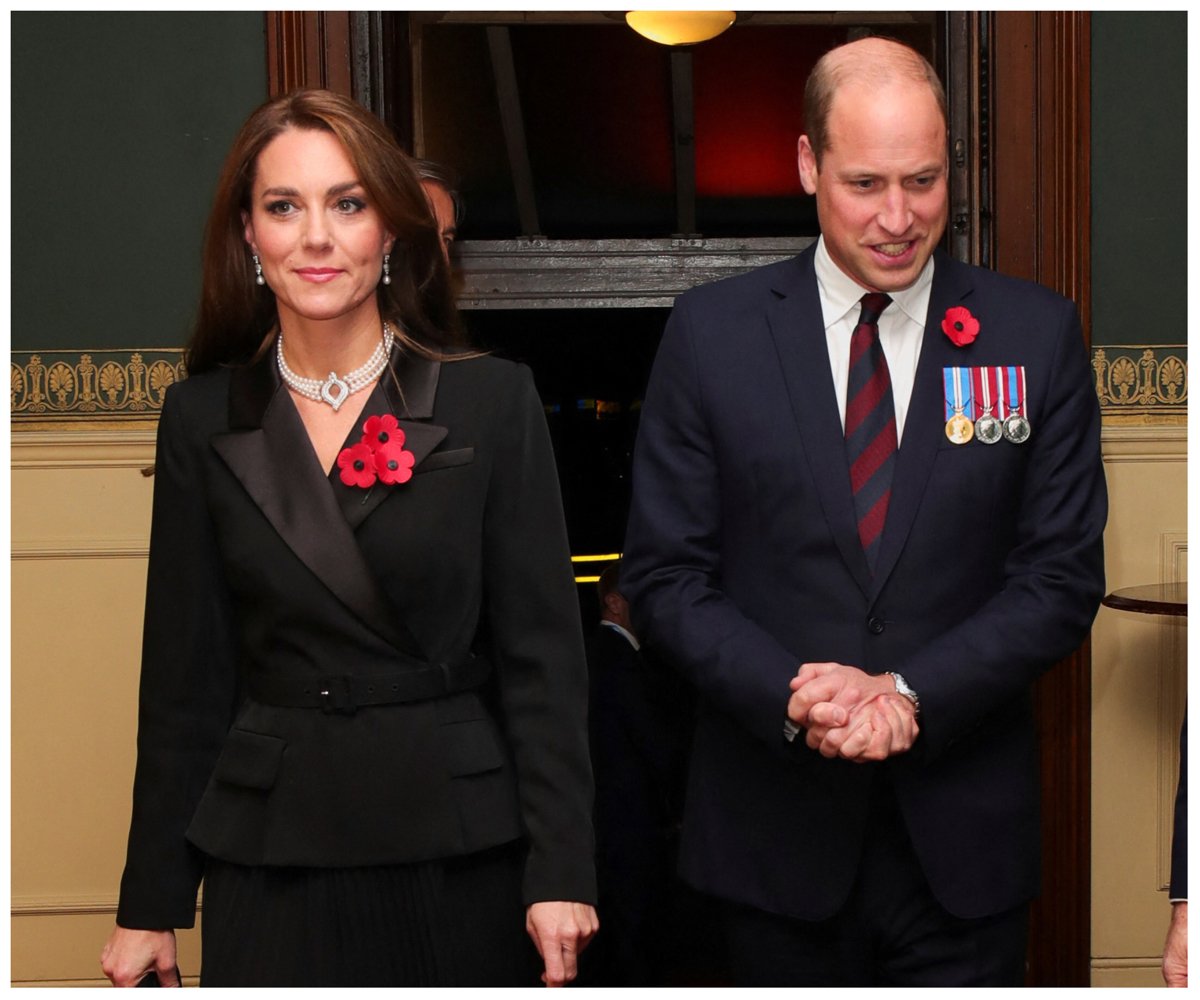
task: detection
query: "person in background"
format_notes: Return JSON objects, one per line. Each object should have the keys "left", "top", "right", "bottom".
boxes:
{"left": 621, "top": 36, "right": 1106, "bottom": 986}
{"left": 1163, "top": 716, "right": 1187, "bottom": 987}
{"left": 99, "top": 89, "right": 596, "bottom": 988}
{"left": 413, "top": 157, "right": 460, "bottom": 264}
{"left": 582, "top": 562, "right": 694, "bottom": 985}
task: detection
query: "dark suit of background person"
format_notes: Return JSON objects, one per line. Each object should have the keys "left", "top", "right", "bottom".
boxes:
{"left": 580, "top": 567, "right": 715, "bottom": 985}
{"left": 621, "top": 37, "right": 1106, "bottom": 987}
{"left": 114, "top": 346, "right": 597, "bottom": 983}
{"left": 1164, "top": 716, "right": 1187, "bottom": 986}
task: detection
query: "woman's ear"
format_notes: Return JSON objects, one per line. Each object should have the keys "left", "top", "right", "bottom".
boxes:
{"left": 242, "top": 210, "right": 257, "bottom": 253}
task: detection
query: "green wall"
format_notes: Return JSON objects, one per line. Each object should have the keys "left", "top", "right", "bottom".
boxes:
{"left": 12, "top": 12, "right": 267, "bottom": 353}
{"left": 10, "top": 12, "right": 1186, "bottom": 418}
{"left": 1091, "top": 12, "right": 1187, "bottom": 348}
{"left": 1089, "top": 11, "right": 1187, "bottom": 418}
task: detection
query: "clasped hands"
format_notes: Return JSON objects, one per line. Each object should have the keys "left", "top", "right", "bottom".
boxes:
{"left": 787, "top": 662, "right": 919, "bottom": 762}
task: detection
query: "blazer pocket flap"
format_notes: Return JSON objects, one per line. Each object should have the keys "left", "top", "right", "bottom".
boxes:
{"left": 416, "top": 446, "right": 475, "bottom": 474}
{"left": 212, "top": 728, "right": 286, "bottom": 790}
{"left": 444, "top": 720, "right": 506, "bottom": 776}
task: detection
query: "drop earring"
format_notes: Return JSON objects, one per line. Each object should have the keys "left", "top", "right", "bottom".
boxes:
{"left": 382, "top": 253, "right": 391, "bottom": 286}
{"left": 253, "top": 254, "right": 265, "bottom": 286}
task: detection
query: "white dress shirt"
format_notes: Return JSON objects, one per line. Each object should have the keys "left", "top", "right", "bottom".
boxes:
{"left": 813, "top": 236, "right": 933, "bottom": 444}
{"left": 600, "top": 619, "right": 640, "bottom": 651}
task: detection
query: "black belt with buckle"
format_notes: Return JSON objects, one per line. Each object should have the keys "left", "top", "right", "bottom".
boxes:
{"left": 248, "top": 656, "right": 491, "bottom": 714}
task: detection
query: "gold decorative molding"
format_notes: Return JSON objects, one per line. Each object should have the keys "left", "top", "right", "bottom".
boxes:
{"left": 12, "top": 539, "right": 150, "bottom": 561}
{"left": 11, "top": 894, "right": 204, "bottom": 917}
{"left": 1100, "top": 424, "right": 1187, "bottom": 460}
{"left": 1092, "top": 345, "right": 1187, "bottom": 415}
{"left": 11, "top": 427, "right": 157, "bottom": 469}
{"left": 11, "top": 350, "right": 185, "bottom": 421}
{"left": 11, "top": 894, "right": 119, "bottom": 917}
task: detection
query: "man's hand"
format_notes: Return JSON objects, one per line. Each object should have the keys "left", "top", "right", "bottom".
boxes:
{"left": 787, "top": 662, "right": 918, "bottom": 762}
{"left": 1163, "top": 900, "right": 1187, "bottom": 987}
{"left": 99, "top": 926, "right": 179, "bottom": 987}
{"left": 525, "top": 900, "right": 599, "bottom": 987}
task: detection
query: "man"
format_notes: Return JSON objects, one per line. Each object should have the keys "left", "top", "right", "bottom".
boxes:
{"left": 621, "top": 37, "right": 1106, "bottom": 986}
{"left": 582, "top": 564, "right": 695, "bottom": 985}
{"left": 413, "top": 158, "right": 460, "bottom": 263}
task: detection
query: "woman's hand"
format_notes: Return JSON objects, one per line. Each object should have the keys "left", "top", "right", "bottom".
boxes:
{"left": 99, "top": 926, "right": 179, "bottom": 987}
{"left": 525, "top": 900, "right": 599, "bottom": 987}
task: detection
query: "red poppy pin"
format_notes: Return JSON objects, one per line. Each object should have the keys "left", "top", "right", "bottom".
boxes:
{"left": 337, "top": 413, "right": 415, "bottom": 489}
{"left": 942, "top": 306, "right": 980, "bottom": 347}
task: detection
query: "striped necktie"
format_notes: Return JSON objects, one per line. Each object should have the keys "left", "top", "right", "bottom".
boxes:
{"left": 845, "top": 292, "right": 895, "bottom": 572}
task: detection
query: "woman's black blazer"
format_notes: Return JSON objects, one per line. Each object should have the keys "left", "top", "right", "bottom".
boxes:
{"left": 116, "top": 348, "right": 596, "bottom": 929}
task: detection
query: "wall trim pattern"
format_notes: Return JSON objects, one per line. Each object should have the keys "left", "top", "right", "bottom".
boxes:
{"left": 1092, "top": 345, "right": 1187, "bottom": 417}
{"left": 11, "top": 350, "right": 184, "bottom": 421}
{"left": 13, "top": 346, "right": 1188, "bottom": 421}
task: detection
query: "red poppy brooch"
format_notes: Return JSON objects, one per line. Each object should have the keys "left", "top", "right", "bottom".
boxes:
{"left": 942, "top": 306, "right": 980, "bottom": 347}
{"left": 337, "top": 413, "right": 415, "bottom": 489}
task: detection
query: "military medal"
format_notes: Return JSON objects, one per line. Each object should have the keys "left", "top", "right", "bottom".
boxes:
{"left": 944, "top": 367, "right": 974, "bottom": 445}
{"left": 1000, "top": 366, "right": 1031, "bottom": 444}
{"left": 973, "top": 366, "right": 1002, "bottom": 445}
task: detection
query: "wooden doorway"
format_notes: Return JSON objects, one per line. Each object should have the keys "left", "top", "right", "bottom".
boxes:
{"left": 264, "top": 10, "right": 1094, "bottom": 985}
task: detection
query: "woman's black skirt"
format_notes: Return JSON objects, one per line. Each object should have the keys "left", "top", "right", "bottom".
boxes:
{"left": 199, "top": 842, "right": 537, "bottom": 986}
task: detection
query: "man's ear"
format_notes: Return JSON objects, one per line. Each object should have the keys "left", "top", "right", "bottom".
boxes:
{"left": 603, "top": 592, "right": 632, "bottom": 624}
{"left": 797, "top": 135, "right": 819, "bottom": 196}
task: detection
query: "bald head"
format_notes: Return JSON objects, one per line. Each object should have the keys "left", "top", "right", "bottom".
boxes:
{"left": 804, "top": 37, "right": 946, "bottom": 166}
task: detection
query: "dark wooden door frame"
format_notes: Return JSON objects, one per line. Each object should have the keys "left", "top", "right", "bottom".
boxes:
{"left": 264, "top": 10, "right": 1094, "bottom": 986}
{"left": 991, "top": 11, "right": 1092, "bottom": 987}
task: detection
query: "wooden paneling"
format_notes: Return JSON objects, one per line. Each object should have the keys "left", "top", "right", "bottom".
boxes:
{"left": 266, "top": 12, "right": 353, "bottom": 97}
{"left": 991, "top": 11, "right": 1092, "bottom": 987}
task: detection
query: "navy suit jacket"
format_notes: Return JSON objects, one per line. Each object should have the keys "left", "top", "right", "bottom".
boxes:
{"left": 117, "top": 349, "right": 596, "bottom": 929}
{"left": 622, "top": 245, "right": 1107, "bottom": 921}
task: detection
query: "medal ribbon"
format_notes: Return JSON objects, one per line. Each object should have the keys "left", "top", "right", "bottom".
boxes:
{"left": 973, "top": 366, "right": 996, "bottom": 416}
{"left": 943, "top": 367, "right": 976, "bottom": 420}
{"left": 1003, "top": 366, "right": 1025, "bottom": 417}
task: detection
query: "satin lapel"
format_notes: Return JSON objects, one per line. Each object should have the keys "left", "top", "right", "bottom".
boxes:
{"left": 332, "top": 353, "right": 448, "bottom": 531}
{"left": 765, "top": 251, "right": 873, "bottom": 597}
{"left": 212, "top": 355, "right": 420, "bottom": 656}
{"left": 871, "top": 253, "right": 975, "bottom": 598}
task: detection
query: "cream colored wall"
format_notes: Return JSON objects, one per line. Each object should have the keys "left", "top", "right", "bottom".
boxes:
{"left": 1091, "top": 425, "right": 1188, "bottom": 987}
{"left": 11, "top": 428, "right": 201, "bottom": 986}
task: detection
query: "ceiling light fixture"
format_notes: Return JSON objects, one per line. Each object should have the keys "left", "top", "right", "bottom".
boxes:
{"left": 625, "top": 10, "right": 736, "bottom": 46}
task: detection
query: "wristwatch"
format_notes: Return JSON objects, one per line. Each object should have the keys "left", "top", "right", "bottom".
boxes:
{"left": 887, "top": 671, "right": 920, "bottom": 715}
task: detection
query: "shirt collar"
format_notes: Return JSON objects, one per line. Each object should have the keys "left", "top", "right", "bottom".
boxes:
{"left": 600, "top": 619, "right": 640, "bottom": 651}
{"left": 813, "top": 235, "right": 935, "bottom": 329}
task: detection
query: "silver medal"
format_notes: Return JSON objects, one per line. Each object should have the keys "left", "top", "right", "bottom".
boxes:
{"left": 975, "top": 412, "right": 1002, "bottom": 445}
{"left": 1002, "top": 412, "right": 1031, "bottom": 444}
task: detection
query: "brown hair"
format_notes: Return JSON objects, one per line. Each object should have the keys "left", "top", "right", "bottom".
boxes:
{"left": 186, "top": 89, "right": 464, "bottom": 373}
{"left": 804, "top": 37, "right": 947, "bottom": 167}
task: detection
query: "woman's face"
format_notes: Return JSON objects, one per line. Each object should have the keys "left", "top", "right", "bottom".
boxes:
{"left": 243, "top": 127, "right": 394, "bottom": 330}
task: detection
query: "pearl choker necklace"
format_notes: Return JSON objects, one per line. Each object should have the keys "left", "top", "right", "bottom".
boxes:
{"left": 277, "top": 324, "right": 395, "bottom": 411}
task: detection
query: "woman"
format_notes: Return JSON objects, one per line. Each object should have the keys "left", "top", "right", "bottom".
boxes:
{"left": 100, "top": 90, "right": 597, "bottom": 987}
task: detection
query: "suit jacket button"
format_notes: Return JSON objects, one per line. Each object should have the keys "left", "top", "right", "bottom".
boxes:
{"left": 867, "top": 616, "right": 885, "bottom": 634}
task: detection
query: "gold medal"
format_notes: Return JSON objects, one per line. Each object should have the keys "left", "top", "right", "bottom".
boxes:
{"left": 945, "top": 412, "right": 974, "bottom": 444}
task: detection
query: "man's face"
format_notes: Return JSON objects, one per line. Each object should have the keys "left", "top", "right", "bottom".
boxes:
{"left": 798, "top": 79, "right": 948, "bottom": 293}
{"left": 421, "top": 180, "right": 457, "bottom": 264}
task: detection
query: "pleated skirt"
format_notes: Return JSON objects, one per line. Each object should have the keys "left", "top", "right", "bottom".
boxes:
{"left": 200, "top": 842, "right": 538, "bottom": 986}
